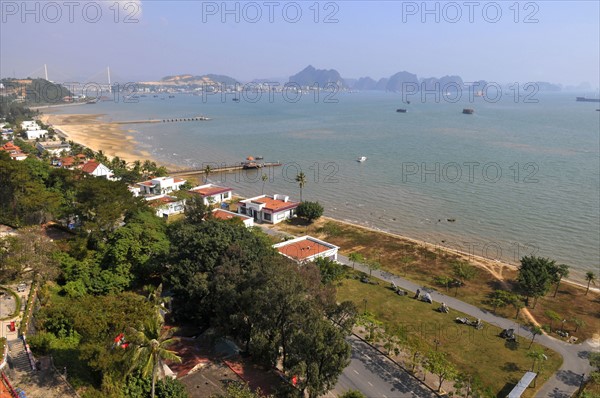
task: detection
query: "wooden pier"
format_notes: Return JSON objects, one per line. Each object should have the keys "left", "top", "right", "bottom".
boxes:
{"left": 113, "top": 116, "right": 211, "bottom": 125}
{"left": 169, "top": 162, "right": 282, "bottom": 176}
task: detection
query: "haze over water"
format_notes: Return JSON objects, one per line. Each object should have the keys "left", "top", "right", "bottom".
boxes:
{"left": 52, "top": 92, "right": 600, "bottom": 280}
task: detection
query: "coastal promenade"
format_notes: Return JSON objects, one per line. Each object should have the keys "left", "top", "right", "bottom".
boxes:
{"left": 259, "top": 225, "right": 596, "bottom": 398}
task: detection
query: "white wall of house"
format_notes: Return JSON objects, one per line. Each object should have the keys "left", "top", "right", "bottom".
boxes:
{"left": 21, "top": 121, "right": 39, "bottom": 130}
{"left": 25, "top": 129, "right": 47, "bottom": 140}
{"left": 36, "top": 142, "right": 71, "bottom": 156}
{"left": 89, "top": 163, "right": 116, "bottom": 180}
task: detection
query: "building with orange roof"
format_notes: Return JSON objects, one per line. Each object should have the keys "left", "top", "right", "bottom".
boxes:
{"left": 188, "top": 184, "right": 233, "bottom": 205}
{"left": 146, "top": 194, "right": 186, "bottom": 218}
{"left": 272, "top": 236, "right": 339, "bottom": 263}
{"left": 237, "top": 194, "right": 299, "bottom": 224}
{"left": 0, "top": 142, "right": 27, "bottom": 161}
{"left": 211, "top": 208, "right": 254, "bottom": 227}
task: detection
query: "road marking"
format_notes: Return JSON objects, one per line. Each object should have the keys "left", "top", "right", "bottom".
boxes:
{"left": 368, "top": 382, "right": 373, "bottom": 387}
{"left": 353, "top": 369, "right": 359, "bottom": 375}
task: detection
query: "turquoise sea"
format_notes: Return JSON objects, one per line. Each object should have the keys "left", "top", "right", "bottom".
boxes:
{"left": 50, "top": 91, "right": 600, "bottom": 281}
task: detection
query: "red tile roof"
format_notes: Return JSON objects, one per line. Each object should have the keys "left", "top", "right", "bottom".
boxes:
{"left": 212, "top": 209, "right": 250, "bottom": 221}
{"left": 277, "top": 238, "right": 333, "bottom": 261}
{"left": 189, "top": 185, "right": 232, "bottom": 197}
{"left": 252, "top": 197, "right": 299, "bottom": 212}
{"left": 1, "top": 142, "right": 21, "bottom": 152}
{"left": 81, "top": 160, "right": 100, "bottom": 173}
{"left": 147, "top": 196, "right": 178, "bottom": 207}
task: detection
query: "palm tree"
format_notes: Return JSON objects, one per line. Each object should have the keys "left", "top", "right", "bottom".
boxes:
{"left": 203, "top": 165, "right": 213, "bottom": 183}
{"left": 144, "top": 283, "right": 171, "bottom": 321}
{"left": 127, "top": 318, "right": 181, "bottom": 398}
{"left": 295, "top": 172, "right": 306, "bottom": 202}
{"left": 585, "top": 271, "right": 596, "bottom": 295}
{"left": 348, "top": 252, "right": 364, "bottom": 270}
{"left": 529, "top": 325, "right": 543, "bottom": 348}
{"left": 553, "top": 264, "right": 570, "bottom": 297}
{"left": 261, "top": 173, "right": 268, "bottom": 195}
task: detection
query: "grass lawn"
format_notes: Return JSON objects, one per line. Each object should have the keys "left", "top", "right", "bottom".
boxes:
{"left": 336, "top": 277, "right": 563, "bottom": 397}
{"left": 274, "top": 218, "right": 600, "bottom": 341}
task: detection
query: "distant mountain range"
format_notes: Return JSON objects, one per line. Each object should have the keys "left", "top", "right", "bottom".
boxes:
{"left": 145, "top": 67, "right": 566, "bottom": 92}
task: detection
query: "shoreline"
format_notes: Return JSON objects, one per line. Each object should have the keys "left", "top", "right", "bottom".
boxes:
{"left": 39, "top": 112, "right": 156, "bottom": 165}
{"left": 32, "top": 112, "right": 597, "bottom": 290}
{"left": 320, "top": 216, "right": 598, "bottom": 292}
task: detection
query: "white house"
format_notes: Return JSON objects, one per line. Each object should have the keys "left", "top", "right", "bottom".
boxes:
{"left": 188, "top": 184, "right": 233, "bottom": 205}
{"left": 147, "top": 195, "right": 186, "bottom": 219}
{"left": 211, "top": 209, "right": 254, "bottom": 227}
{"left": 237, "top": 194, "right": 299, "bottom": 224}
{"left": 25, "top": 129, "right": 48, "bottom": 140}
{"left": 21, "top": 120, "right": 39, "bottom": 130}
{"left": 36, "top": 141, "right": 71, "bottom": 156}
{"left": 272, "top": 236, "right": 339, "bottom": 263}
{"left": 81, "top": 160, "right": 117, "bottom": 180}
{"left": 137, "top": 176, "right": 187, "bottom": 196}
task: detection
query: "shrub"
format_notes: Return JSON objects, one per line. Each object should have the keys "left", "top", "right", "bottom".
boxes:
{"left": 296, "top": 201, "right": 324, "bottom": 222}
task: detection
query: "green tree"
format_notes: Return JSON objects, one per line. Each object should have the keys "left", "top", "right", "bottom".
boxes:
{"left": 339, "top": 390, "right": 366, "bottom": 398}
{"left": 366, "top": 259, "right": 380, "bottom": 277}
{"left": 451, "top": 260, "right": 476, "bottom": 296}
{"left": 127, "top": 318, "right": 181, "bottom": 398}
{"left": 585, "top": 271, "right": 597, "bottom": 295}
{"left": 261, "top": 173, "right": 268, "bottom": 195}
{"left": 296, "top": 201, "right": 324, "bottom": 223}
{"left": 551, "top": 263, "right": 570, "bottom": 297}
{"left": 183, "top": 194, "right": 210, "bottom": 223}
{"left": 544, "top": 310, "right": 561, "bottom": 331}
{"left": 203, "top": 164, "right": 213, "bottom": 183}
{"left": 529, "top": 325, "right": 543, "bottom": 348}
{"left": 424, "top": 350, "right": 457, "bottom": 392}
{"left": 572, "top": 317, "right": 585, "bottom": 333}
{"left": 348, "top": 252, "right": 364, "bottom": 270}
{"left": 486, "top": 290, "right": 514, "bottom": 314}
{"left": 314, "top": 257, "right": 345, "bottom": 284}
{"left": 434, "top": 275, "right": 453, "bottom": 292}
{"left": 295, "top": 172, "right": 306, "bottom": 202}
{"left": 517, "top": 256, "right": 554, "bottom": 308}
{"left": 589, "top": 352, "right": 600, "bottom": 371}
{"left": 287, "top": 316, "right": 351, "bottom": 398}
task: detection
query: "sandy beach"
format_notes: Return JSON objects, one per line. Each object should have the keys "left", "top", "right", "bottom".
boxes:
{"left": 40, "top": 113, "right": 154, "bottom": 164}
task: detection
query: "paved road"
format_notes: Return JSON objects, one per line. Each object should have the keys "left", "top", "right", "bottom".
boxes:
{"left": 335, "top": 253, "right": 596, "bottom": 398}
{"left": 333, "top": 335, "right": 438, "bottom": 398}
{"left": 260, "top": 225, "right": 596, "bottom": 397}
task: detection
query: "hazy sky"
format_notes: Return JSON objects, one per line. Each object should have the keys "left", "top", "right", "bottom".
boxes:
{"left": 1, "top": 1, "right": 599, "bottom": 87}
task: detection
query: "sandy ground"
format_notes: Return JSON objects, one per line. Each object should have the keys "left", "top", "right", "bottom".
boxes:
{"left": 40, "top": 113, "right": 153, "bottom": 164}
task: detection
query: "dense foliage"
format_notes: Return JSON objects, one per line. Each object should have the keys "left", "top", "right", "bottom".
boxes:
{"left": 296, "top": 201, "right": 324, "bottom": 222}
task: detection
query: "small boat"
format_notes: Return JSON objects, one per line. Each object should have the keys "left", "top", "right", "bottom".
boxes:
{"left": 396, "top": 108, "right": 407, "bottom": 113}
{"left": 403, "top": 100, "right": 411, "bottom": 104}
{"left": 357, "top": 156, "right": 367, "bottom": 162}
{"left": 576, "top": 97, "right": 600, "bottom": 103}
{"left": 153, "top": 95, "right": 158, "bottom": 98}
{"left": 232, "top": 98, "right": 240, "bottom": 102}
{"left": 86, "top": 99, "right": 98, "bottom": 104}
{"left": 255, "top": 156, "right": 264, "bottom": 160}
{"left": 462, "top": 108, "right": 474, "bottom": 114}
{"left": 169, "top": 95, "right": 175, "bottom": 98}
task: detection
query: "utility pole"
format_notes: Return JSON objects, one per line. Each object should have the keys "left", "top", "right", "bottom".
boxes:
{"left": 107, "top": 66, "right": 112, "bottom": 93}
